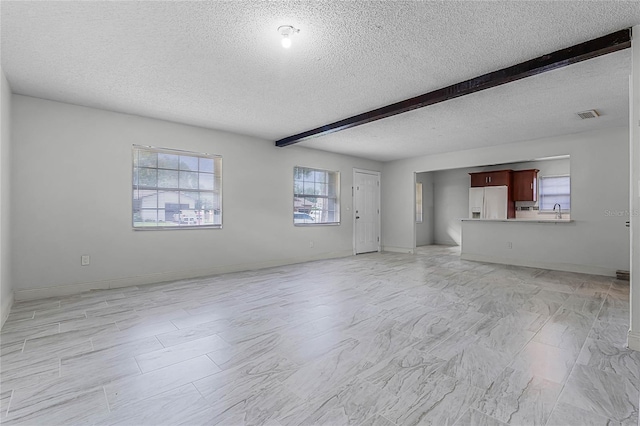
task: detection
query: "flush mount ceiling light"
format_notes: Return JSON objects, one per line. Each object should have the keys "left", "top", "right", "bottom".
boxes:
{"left": 278, "top": 25, "right": 300, "bottom": 49}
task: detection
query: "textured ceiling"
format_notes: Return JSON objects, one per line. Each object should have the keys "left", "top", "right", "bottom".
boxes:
{"left": 2, "top": 1, "right": 640, "bottom": 161}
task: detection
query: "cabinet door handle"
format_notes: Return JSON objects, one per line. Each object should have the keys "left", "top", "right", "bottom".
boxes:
{"left": 488, "top": 176, "right": 491, "bottom": 183}
{"left": 531, "top": 183, "right": 533, "bottom": 190}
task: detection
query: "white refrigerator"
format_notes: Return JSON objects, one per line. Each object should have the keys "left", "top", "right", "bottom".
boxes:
{"left": 469, "top": 186, "right": 508, "bottom": 219}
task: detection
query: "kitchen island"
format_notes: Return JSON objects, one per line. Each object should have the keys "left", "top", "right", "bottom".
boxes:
{"left": 459, "top": 217, "right": 621, "bottom": 277}
{"left": 461, "top": 218, "right": 572, "bottom": 223}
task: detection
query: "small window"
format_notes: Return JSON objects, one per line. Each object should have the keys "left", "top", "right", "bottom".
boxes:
{"left": 294, "top": 166, "right": 340, "bottom": 225}
{"left": 133, "top": 145, "right": 222, "bottom": 229}
{"left": 539, "top": 175, "right": 570, "bottom": 212}
{"left": 416, "top": 182, "right": 423, "bottom": 223}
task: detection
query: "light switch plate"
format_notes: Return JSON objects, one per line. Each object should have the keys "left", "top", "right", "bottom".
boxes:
{"left": 81, "top": 255, "right": 90, "bottom": 266}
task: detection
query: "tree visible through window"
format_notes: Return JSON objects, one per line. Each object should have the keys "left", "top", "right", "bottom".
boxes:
{"left": 132, "top": 145, "right": 222, "bottom": 228}
{"left": 294, "top": 166, "right": 340, "bottom": 225}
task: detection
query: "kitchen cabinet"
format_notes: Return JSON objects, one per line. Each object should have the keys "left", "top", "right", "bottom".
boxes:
{"left": 470, "top": 172, "right": 489, "bottom": 187}
{"left": 513, "top": 169, "right": 539, "bottom": 201}
{"left": 469, "top": 170, "right": 512, "bottom": 187}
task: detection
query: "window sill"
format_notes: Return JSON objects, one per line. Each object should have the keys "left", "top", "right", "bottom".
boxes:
{"left": 294, "top": 222, "right": 340, "bottom": 227}
{"left": 133, "top": 225, "right": 222, "bottom": 230}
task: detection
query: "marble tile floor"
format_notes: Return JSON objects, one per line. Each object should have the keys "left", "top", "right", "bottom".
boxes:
{"left": 0, "top": 245, "right": 637, "bottom": 426}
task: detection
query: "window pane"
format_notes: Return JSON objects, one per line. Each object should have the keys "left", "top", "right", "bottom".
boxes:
{"left": 316, "top": 171, "right": 327, "bottom": 183}
{"left": 138, "top": 151, "right": 157, "bottom": 167}
{"left": 199, "top": 193, "right": 215, "bottom": 210}
{"left": 328, "top": 182, "right": 337, "bottom": 197}
{"left": 315, "top": 183, "right": 327, "bottom": 196}
{"left": 199, "top": 173, "right": 214, "bottom": 190}
{"left": 164, "top": 204, "right": 182, "bottom": 224}
{"left": 293, "top": 166, "right": 339, "bottom": 225}
{"left": 180, "top": 191, "right": 199, "bottom": 207}
{"left": 138, "top": 168, "right": 157, "bottom": 187}
{"left": 136, "top": 190, "right": 158, "bottom": 208}
{"left": 540, "top": 176, "right": 570, "bottom": 211}
{"left": 157, "top": 209, "right": 167, "bottom": 225}
{"left": 179, "top": 171, "right": 199, "bottom": 189}
{"left": 138, "top": 209, "right": 158, "bottom": 226}
{"left": 133, "top": 146, "right": 222, "bottom": 229}
{"left": 158, "top": 170, "right": 179, "bottom": 188}
{"left": 303, "top": 181, "right": 315, "bottom": 195}
{"left": 199, "top": 157, "right": 214, "bottom": 173}
{"left": 180, "top": 155, "right": 199, "bottom": 171}
{"left": 158, "top": 153, "right": 179, "bottom": 169}
{"left": 157, "top": 190, "right": 180, "bottom": 208}
{"left": 176, "top": 191, "right": 199, "bottom": 225}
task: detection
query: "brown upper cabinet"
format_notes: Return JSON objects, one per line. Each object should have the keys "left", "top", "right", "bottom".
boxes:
{"left": 469, "top": 170, "right": 512, "bottom": 187}
{"left": 513, "top": 169, "right": 539, "bottom": 201}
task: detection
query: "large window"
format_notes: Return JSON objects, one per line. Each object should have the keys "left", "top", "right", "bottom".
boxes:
{"left": 293, "top": 166, "right": 340, "bottom": 225}
{"left": 539, "top": 175, "right": 570, "bottom": 212}
{"left": 133, "top": 145, "right": 222, "bottom": 228}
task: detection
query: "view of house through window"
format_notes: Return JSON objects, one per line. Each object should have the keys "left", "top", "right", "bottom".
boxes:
{"left": 294, "top": 166, "right": 340, "bottom": 225}
{"left": 133, "top": 145, "right": 222, "bottom": 228}
{"left": 539, "top": 175, "right": 570, "bottom": 212}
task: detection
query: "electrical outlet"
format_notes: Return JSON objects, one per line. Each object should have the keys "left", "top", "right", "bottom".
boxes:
{"left": 81, "top": 255, "right": 90, "bottom": 266}
{"left": 309, "top": 241, "right": 314, "bottom": 248}
{"left": 506, "top": 242, "right": 512, "bottom": 249}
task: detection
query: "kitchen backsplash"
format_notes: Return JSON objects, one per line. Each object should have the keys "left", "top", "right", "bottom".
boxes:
{"left": 515, "top": 208, "right": 570, "bottom": 220}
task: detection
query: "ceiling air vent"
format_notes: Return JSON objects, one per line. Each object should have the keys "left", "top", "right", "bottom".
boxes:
{"left": 576, "top": 109, "right": 600, "bottom": 119}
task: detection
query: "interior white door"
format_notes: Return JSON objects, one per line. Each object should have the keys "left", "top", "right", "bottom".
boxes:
{"left": 354, "top": 170, "right": 380, "bottom": 254}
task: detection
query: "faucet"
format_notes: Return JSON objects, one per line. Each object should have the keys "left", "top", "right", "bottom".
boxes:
{"left": 553, "top": 203, "right": 562, "bottom": 219}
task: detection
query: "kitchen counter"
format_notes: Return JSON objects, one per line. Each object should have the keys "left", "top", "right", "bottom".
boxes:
{"left": 461, "top": 218, "right": 573, "bottom": 223}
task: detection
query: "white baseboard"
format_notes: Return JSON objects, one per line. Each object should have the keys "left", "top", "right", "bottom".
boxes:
{"left": 1, "top": 290, "right": 14, "bottom": 329}
{"left": 460, "top": 253, "right": 616, "bottom": 277}
{"left": 628, "top": 330, "right": 640, "bottom": 352}
{"left": 14, "top": 250, "right": 353, "bottom": 301}
{"left": 382, "top": 246, "right": 415, "bottom": 254}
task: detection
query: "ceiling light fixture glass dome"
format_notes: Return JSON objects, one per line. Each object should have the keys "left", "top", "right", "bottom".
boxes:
{"left": 277, "top": 25, "right": 299, "bottom": 49}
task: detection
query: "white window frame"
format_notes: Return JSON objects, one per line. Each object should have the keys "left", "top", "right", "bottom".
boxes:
{"left": 539, "top": 174, "right": 570, "bottom": 213}
{"left": 132, "top": 145, "right": 222, "bottom": 230}
{"left": 293, "top": 166, "right": 340, "bottom": 226}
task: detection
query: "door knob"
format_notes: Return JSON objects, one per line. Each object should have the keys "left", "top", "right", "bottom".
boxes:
{"left": 356, "top": 216, "right": 360, "bottom": 219}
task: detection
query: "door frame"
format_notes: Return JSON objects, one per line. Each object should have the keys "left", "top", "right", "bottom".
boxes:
{"left": 352, "top": 168, "right": 381, "bottom": 255}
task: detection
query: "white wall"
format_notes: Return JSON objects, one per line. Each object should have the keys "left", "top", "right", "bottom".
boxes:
{"left": 431, "top": 158, "right": 570, "bottom": 246}
{"left": 1, "top": 71, "right": 13, "bottom": 326}
{"left": 11, "top": 95, "right": 382, "bottom": 300}
{"left": 415, "top": 172, "right": 433, "bottom": 246}
{"left": 432, "top": 169, "right": 468, "bottom": 246}
{"left": 382, "top": 126, "right": 630, "bottom": 274}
